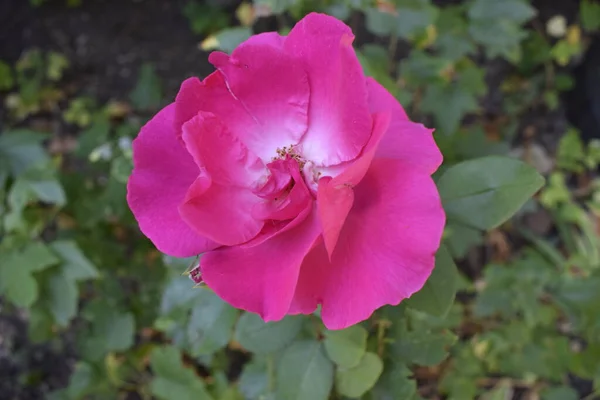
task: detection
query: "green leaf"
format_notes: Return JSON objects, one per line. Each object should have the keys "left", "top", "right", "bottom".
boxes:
{"left": 364, "top": 2, "right": 438, "bottom": 39}
{"left": 0, "top": 130, "right": 48, "bottom": 175}
{"left": 253, "top": 0, "right": 302, "bottom": 15}
{"left": 182, "top": 1, "right": 229, "bottom": 35}
{"left": 581, "top": 0, "right": 600, "bottom": 31}
{"left": 369, "top": 362, "right": 416, "bottom": 400}
{"left": 0, "top": 242, "right": 59, "bottom": 308}
{"left": 105, "top": 312, "right": 135, "bottom": 351}
{"left": 28, "top": 179, "right": 66, "bottom": 205}
{"left": 392, "top": 326, "right": 456, "bottom": 366}
{"left": 239, "top": 357, "right": 270, "bottom": 400}
{"left": 235, "top": 312, "right": 303, "bottom": 354}
{"left": 19, "top": 242, "right": 60, "bottom": 272}
{"left": 437, "top": 156, "right": 545, "bottom": 230}
{"left": 445, "top": 222, "right": 483, "bottom": 259}
{"left": 0, "top": 60, "right": 14, "bottom": 90}
{"left": 1, "top": 266, "right": 38, "bottom": 307}
{"left": 357, "top": 45, "right": 401, "bottom": 99}
{"left": 129, "top": 63, "right": 162, "bottom": 110}
{"left": 406, "top": 244, "right": 457, "bottom": 317}
{"left": 468, "top": 0, "right": 536, "bottom": 23}
{"left": 50, "top": 240, "right": 98, "bottom": 281}
{"left": 111, "top": 155, "right": 133, "bottom": 183}
{"left": 28, "top": 308, "right": 55, "bottom": 343}
{"left": 8, "top": 171, "right": 66, "bottom": 210}
{"left": 150, "top": 346, "right": 214, "bottom": 400}
{"left": 46, "top": 52, "right": 69, "bottom": 81}
{"left": 557, "top": 129, "right": 586, "bottom": 173}
{"left": 160, "top": 275, "right": 199, "bottom": 314}
{"left": 335, "top": 352, "right": 383, "bottom": 398}
{"left": 276, "top": 341, "right": 334, "bottom": 400}
{"left": 323, "top": 325, "right": 368, "bottom": 368}
{"left": 63, "top": 362, "right": 96, "bottom": 399}
{"left": 467, "top": 0, "right": 536, "bottom": 62}
{"left": 202, "top": 27, "right": 253, "bottom": 54}
{"left": 541, "top": 386, "right": 579, "bottom": 400}
{"left": 419, "top": 63, "right": 486, "bottom": 135}
{"left": 46, "top": 271, "right": 78, "bottom": 326}
{"left": 83, "top": 302, "right": 136, "bottom": 354}
{"left": 187, "top": 290, "right": 238, "bottom": 355}
{"left": 76, "top": 115, "right": 110, "bottom": 157}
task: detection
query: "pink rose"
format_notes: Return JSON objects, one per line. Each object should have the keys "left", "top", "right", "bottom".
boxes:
{"left": 127, "top": 13, "right": 445, "bottom": 329}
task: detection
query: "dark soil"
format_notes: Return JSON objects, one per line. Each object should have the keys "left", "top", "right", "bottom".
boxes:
{"left": 0, "top": 311, "right": 76, "bottom": 400}
{"left": 1, "top": 0, "right": 216, "bottom": 102}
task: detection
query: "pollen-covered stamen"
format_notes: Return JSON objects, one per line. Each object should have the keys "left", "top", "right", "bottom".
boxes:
{"left": 272, "top": 145, "right": 307, "bottom": 169}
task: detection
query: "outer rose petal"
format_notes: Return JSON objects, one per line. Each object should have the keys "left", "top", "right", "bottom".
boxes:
{"left": 179, "top": 175, "right": 264, "bottom": 246}
{"left": 290, "top": 159, "right": 446, "bottom": 329}
{"left": 317, "top": 112, "right": 391, "bottom": 257}
{"left": 182, "top": 111, "right": 265, "bottom": 187}
{"left": 366, "top": 78, "right": 443, "bottom": 173}
{"left": 200, "top": 203, "right": 321, "bottom": 322}
{"left": 209, "top": 40, "right": 309, "bottom": 161}
{"left": 174, "top": 73, "right": 254, "bottom": 143}
{"left": 285, "top": 13, "right": 372, "bottom": 166}
{"left": 127, "top": 104, "right": 217, "bottom": 257}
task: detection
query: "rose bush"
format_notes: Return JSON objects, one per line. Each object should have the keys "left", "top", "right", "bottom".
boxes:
{"left": 127, "top": 12, "right": 445, "bottom": 329}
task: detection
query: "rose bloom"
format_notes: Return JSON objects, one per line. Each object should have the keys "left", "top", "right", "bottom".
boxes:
{"left": 127, "top": 13, "right": 445, "bottom": 329}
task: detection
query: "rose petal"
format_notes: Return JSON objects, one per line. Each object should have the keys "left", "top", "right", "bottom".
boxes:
{"left": 201, "top": 203, "right": 321, "bottom": 322}
{"left": 253, "top": 158, "right": 312, "bottom": 221}
{"left": 174, "top": 72, "right": 254, "bottom": 143}
{"left": 290, "top": 159, "right": 446, "bottom": 329}
{"left": 179, "top": 174, "right": 264, "bottom": 246}
{"left": 254, "top": 159, "right": 293, "bottom": 200}
{"left": 285, "top": 13, "right": 372, "bottom": 166}
{"left": 209, "top": 40, "right": 310, "bottom": 161}
{"left": 127, "top": 104, "right": 218, "bottom": 257}
{"left": 366, "top": 77, "right": 443, "bottom": 173}
{"left": 317, "top": 112, "right": 391, "bottom": 257}
{"left": 182, "top": 111, "right": 265, "bottom": 187}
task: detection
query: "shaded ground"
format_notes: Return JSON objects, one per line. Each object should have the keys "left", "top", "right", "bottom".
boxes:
{"left": 1, "top": 0, "right": 216, "bottom": 102}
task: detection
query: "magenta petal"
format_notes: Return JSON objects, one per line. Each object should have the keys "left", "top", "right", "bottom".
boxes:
{"left": 174, "top": 73, "right": 254, "bottom": 143}
{"left": 254, "top": 159, "right": 293, "bottom": 200}
{"left": 209, "top": 40, "right": 309, "bottom": 161}
{"left": 179, "top": 174, "right": 264, "bottom": 246}
{"left": 290, "top": 159, "right": 446, "bottom": 329}
{"left": 253, "top": 158, "right": 312, "bottom": 221}
{"left": 285, "top": 13, "right": 372, "bottom": 166}
{"left": 366, "top": 78, "right": 443, "bottom": 173}
{"left": 317, "top": 112, "right": 391, "bottom": 257}
{"left": 201, "top": 204, "right": 321, "bottom": 322}
{"left": 317, "top": 177, "right": 353, "bottom": 259}
{"left": 127, "top": 104, "right": 218, "bottom": 257}
{"left": 182, "top": 111, "right": 265, "bottom": 187}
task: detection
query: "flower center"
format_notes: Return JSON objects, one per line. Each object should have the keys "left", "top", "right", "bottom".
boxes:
{"left": 273, "top": 145, "right": 307, "bottom": 169}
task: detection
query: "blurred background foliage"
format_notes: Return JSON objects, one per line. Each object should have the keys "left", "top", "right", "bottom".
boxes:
{"left": 1, "top": 0, "right": 600, "bottom": 399}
